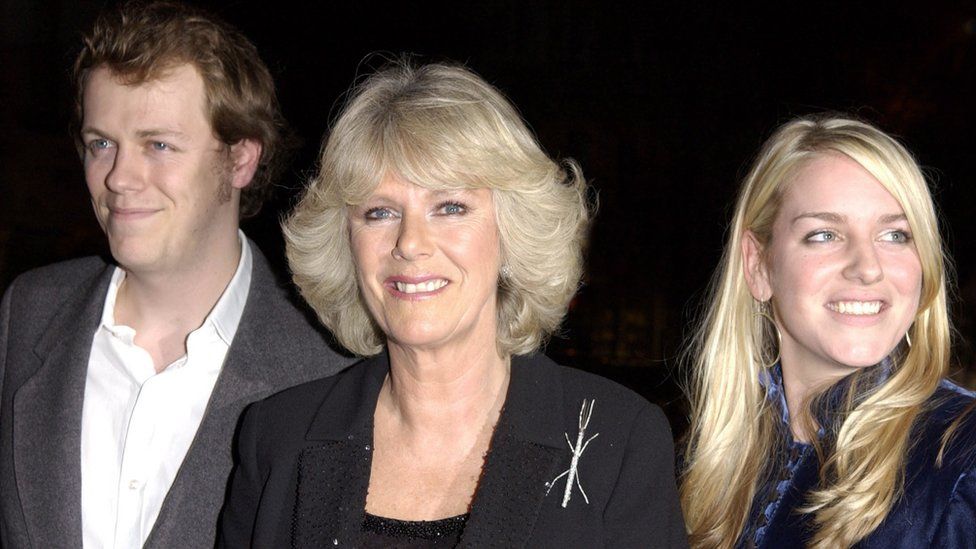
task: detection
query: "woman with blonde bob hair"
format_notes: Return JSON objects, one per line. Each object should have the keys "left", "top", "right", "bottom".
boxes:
{"left": 680, "top": 115, "right": 976, "bottom": 548}
{"left": 220, "top": 61, "right": 686, "bottom": 548}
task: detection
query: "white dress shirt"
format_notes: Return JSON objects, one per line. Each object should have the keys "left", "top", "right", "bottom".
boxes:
{"left": 80, "top": 233, "right": 252, "bottom": 549}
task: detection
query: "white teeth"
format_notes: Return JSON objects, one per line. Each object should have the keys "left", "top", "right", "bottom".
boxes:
{"left": 828, "top": 301, "right": 882, "bottom": 315}
{"left": 394, "top": 279, "right": 448, "bottom": 294}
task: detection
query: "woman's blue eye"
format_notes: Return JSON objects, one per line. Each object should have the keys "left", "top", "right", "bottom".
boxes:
{"left": 364, "top": 207, "right": 394, "bottom": 220}
{"left": 882, "top": 230, "right": 912, "bottom": 243}
{"left": 806, "top": 230, "right": 836, "bottom": 243}
{"left": 439, "top": 202, "right": 466, "bottom": 215}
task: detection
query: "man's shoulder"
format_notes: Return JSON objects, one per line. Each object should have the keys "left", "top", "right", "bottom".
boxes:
{"left": 3, "top": 256, "right": 112, "bottom": 315}
{"left": 230, "top": 243, "right": 354, "bottom": 385}
{"left": 7, "top": 256, "right": 111, "bottom": 295}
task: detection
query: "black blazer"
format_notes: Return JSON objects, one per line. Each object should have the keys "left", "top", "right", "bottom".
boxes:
{"left": 220, "top": 352, "right": 688, "bottom": 548}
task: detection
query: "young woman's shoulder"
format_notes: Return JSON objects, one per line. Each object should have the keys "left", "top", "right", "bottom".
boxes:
{"left": 922, "top": 380, "right": 976, "bottom": 469}
{"left": 910, "top": 381, "right": 976, "bottom": 547}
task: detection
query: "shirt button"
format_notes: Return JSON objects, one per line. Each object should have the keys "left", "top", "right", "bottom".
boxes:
{"left": 128, "top": 479, "right": 141, "bottom": 490}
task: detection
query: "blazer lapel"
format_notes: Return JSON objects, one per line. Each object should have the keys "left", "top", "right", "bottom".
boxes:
{"left": 144, "top": 245, "right": 288, "bottom": 547}
{"left": 13, "top": 263, "right": 112, "bottom": 547}
{"left": 460, "top": 354, "right": 566, "bottom": 548}
{"left": 292, "top": 354, "right": 388, "bottom": 548}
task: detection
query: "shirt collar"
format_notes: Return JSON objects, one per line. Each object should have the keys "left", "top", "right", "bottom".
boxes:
{"left": 99, "top": 230, "right": 252, "bottom": 346}
{"left": 758, "top": 363, "right": 793, "bottom": 429}
{"left": 208, "top": 230, "right": 252, "bottom": 345}
{"left": 759, "top": 357, "right": 895, "bottom": 440}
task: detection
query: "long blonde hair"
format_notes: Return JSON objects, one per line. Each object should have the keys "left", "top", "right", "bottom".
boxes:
{"left": 680, "top": 115, "right": 951, "bottom": 548}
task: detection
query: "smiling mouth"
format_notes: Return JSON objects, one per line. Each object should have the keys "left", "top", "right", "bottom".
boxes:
{"left": 109, "top": 208, "right": 158, "bottom": 219}
{"left": 394, "top": 279, "right": 448, "bottom": 294}
{"left": 827, "top": 300, "right": 883, "bottom": 315}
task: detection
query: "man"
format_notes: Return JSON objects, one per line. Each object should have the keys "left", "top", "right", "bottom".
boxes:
{"left": 0, "top": 3, "right": 350, "bottom": 547}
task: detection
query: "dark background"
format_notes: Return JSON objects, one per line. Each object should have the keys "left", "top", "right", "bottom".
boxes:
{"left": 2, "top": 1, "right": 975, "bottom": 432}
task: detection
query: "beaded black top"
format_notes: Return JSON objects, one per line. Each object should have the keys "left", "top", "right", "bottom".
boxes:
{"left": 360, "top": 512, "right": 468, "bottom": 548}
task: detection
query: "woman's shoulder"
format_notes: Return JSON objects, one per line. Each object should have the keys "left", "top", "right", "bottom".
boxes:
{"left": 242, "top": 355, "right": 385, "bottom": 442}
{"left": 883, "top": 380, "right": 976, "bottom": 546}
{"left": 259, "top": 356, "right": 377, "bottom": 408}
{"left": 919, "top": 380, "right": 976, "bottom": 469}
{"left": 509, "top": 353, "right": 672, "bottom": 439}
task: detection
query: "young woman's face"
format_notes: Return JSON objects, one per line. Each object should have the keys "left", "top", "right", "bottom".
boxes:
{"left": 744, "top": 153, "right": 922, "bottom": 387}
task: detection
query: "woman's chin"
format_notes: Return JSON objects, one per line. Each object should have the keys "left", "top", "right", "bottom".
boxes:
{"left": 827, "top": 343, "right": 895, "bottom": 370}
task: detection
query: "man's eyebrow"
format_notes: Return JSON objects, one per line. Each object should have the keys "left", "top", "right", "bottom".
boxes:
{"left": 791, "top": 212, "right": 844, "bottom": 225}
{"left": 135, "top": 129, "right": 189, "bottom": 140}
{"left": 78, "top": 127, "right": 190, "bottom": 141}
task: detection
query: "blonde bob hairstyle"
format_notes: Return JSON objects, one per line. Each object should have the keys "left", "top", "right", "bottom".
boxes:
{"left": 680, "top": 115, "right": 951, "bottom": 548}
{"left": 285, "top": 61, "right": 591, "bottom": 357}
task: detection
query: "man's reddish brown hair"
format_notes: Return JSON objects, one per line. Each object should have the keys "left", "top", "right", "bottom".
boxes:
{"left": 73, "top": 1, "right": 288, "bottom": 217}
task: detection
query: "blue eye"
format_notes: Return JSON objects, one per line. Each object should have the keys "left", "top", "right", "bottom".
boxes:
{"left": 150, "top": 141, "right": 170, "bottom": 151}
{"left": 87, "top": 139, "right": 112, "bottom": 155}
{"left": 805, "top": 230, "right": 837, "bottom": 243}
{"left": 364, "top": 207, "right": 395, "bottom": 220}
{"left": 438, "top": 202, "right": 466, "bottom": 215}
{"left": 881, "top": 230, "right": 912, "bottom": 244}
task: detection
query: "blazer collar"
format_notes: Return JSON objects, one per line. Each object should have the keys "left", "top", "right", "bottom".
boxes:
{"left": 294, "top": 352, "right": 567, "bottom": 548}
{"left": 145, "top": 241, "right": 347, "bottom": 548}
{"left": 305, "top": 352, "right": 388, "bottom": 441}
{"left": 16, "top": 259, "right": 114, "bottom": 548}
{"left": 496, "top": 352, "right": 567, "bottom": 449}
{"left": 293, "top": 354, "right": 384, "bottom": 547}
{"left": 205, "top": 242, "right": 296, "bottom": 411}
{"left": 303, "top": 352, "right": 566, "bottom": 446}
{"left": 462, "top": 353, "right": 566, "bottom": 546}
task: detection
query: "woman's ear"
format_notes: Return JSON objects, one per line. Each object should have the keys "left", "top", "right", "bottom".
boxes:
{"left": 742, "top": 230, "right": 772, "bottom": 301}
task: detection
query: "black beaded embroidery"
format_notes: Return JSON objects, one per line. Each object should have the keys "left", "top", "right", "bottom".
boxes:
{"left": 361, "top": 512, "right": 468, "bottom": 548}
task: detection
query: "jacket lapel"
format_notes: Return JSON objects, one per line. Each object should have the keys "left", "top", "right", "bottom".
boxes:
{"left": 460, "top": 354, "right": 566, "bottom": 548}
{"left": 292, "top": 354, "right": 388, "bottom": 548}
{"left": 144, "top": 244, "right": 295, "bottom": 547}
{"left": 287, "top": 353, "right": 567, "bottom": 548}
{"left": 13, "top": 262, "right": 112, "bottom": 547}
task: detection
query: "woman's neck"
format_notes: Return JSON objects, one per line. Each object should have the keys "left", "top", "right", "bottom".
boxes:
{"left": 778, "top": 344, "right": 862, "bottom": 442}
{"left": 382, "top": 340, "right": 510, "bottom": 439}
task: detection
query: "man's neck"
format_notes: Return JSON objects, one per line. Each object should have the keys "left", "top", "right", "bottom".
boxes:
{"left": 114, "top": 235, "right": 243, "bottom": 371}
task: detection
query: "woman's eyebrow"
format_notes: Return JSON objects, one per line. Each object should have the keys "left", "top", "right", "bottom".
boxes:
{"left": 791, "top": 211, "right": 844, "bottom": 225}
{"left": 879, "top": 213, "right": 908, "bottom": 224}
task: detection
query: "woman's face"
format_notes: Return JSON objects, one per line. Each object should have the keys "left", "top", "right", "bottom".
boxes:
{"left": 349, "top": 173, "right": 502, "bottom": 353}
{"left": 743, "top": 153, "right": 922, "bottom": 386}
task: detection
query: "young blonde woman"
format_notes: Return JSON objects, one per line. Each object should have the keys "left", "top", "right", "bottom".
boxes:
{"left": 680, "top": 115, "right": 976, "bottom": 548}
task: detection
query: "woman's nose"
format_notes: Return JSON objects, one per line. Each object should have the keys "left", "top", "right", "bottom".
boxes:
{"left": 392, "top": 213, "right": 433, "bottom": 261}
{"left": 842, "top": 238, "right": 884, "bottom": 284}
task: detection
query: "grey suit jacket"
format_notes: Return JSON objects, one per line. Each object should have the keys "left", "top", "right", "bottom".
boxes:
{"left": 0, "top": 241, "right": 352, "bottom": 548}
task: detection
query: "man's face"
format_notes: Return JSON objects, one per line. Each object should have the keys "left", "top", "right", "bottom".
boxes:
{"left": 80, "top": 63, "right": 244, "bottom": 276}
